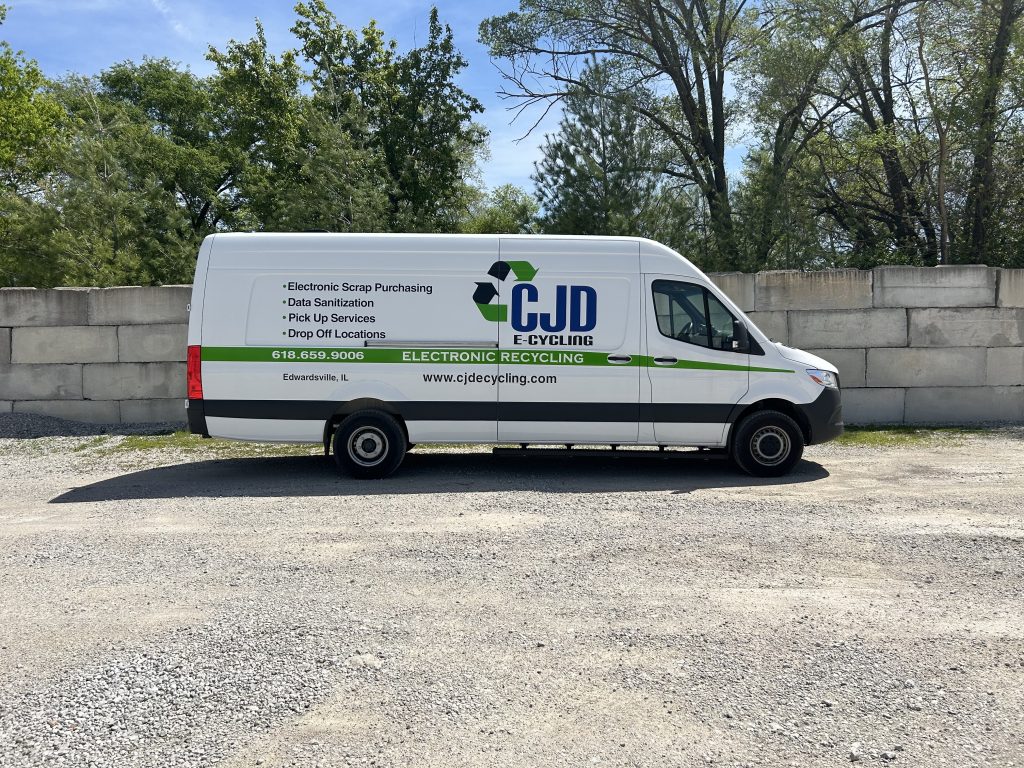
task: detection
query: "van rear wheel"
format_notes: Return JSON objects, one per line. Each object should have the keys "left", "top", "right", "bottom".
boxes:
{"left": 730, "top": 410, "right": 804, "bottom": 477}
{"left": 333, "top": 410, "right": 406, "bottom": 479}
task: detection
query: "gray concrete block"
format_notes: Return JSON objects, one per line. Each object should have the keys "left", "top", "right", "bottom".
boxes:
{"left": 754, "top": 270, "right": 872, "bottom": 311}
{"left": 997, "top": 269, "right": 1024, "bottom": 307}
{"left": 0, "top": 288, "right": 89, "bottom": 326}
{"left": 789, "top": 309, "right": 907, "bottom": 349}
{"left": 88, "top": 286, "right": 191, "bottom": 325}
{"left": 909, "top": 307, "right": 1024, "bottom": 347}
{"left": 11, "top": 326, "right": 118, "bottom": 364}
{"left": 905, "top": 386, "right": 1023, "bottom": 424}
{"left": 807, "top": 349, "right": 866, "bottom": 388}
{"left": 13, "top": 399, "right": 120, "bottom": 424}
{"left": 746, "top": 311, "right": 788, "bottom": 344}
{"left": 120, "top": 399, "right": 187, "bottom": 424}
{"left": 0, "top": 328, "right": 9, "bottom": 363}
{"left": 841, "top": 388, "right": 905, "bottom": 425}
{"left": 986, "top": 347, "right": 1024, "bottom": 386}
{"left": 708, "top": 272, "right": 755, "bottom": 312}
{"left": 0, "top": 364, "right": 82, "bottom": 399}
{"left": 0, "top": 400, "right": 12, "bottom": 413}
{"left": 867, "top": 347, "right": 986, "bottom": 388}
{"left": 83, "top": 362, "right": 185, "bottom": 400}
{"left": 873, "top": 265, "right": 996, "bottom": 308}
{"left": 118, "top": 324, "right": 188, "bottom": 362}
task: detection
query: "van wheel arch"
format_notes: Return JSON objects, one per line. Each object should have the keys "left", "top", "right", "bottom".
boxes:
{"left": 729, "top": 399, "right": 811, "bottom": 448}
{"left": 322, "top": 398, "right": 411, "bottom": 454}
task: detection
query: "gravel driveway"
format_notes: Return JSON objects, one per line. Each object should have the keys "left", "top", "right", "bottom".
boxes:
{"left": 0, "top": 419, "right": 1022, "bottom": 767}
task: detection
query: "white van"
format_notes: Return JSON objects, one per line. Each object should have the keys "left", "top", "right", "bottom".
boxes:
{"left": 186, "top": 233, "right": 842, "bottom": 478}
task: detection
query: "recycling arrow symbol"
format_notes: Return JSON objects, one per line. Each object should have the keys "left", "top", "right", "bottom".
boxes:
{"left": 473, "top": 282, "right": 499, "bottom": 304}
{"left": 488, "top": 260, "right": 538, "bottom": 282}
{"left": 474, "top": 260, "right": 538, "bottom": 322}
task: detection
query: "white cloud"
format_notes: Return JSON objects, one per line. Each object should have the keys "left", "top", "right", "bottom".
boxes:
{"left": 149, "top": 0, "right": 193, "bottom": 41}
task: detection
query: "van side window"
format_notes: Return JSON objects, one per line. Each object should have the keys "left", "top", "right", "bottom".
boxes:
{"left": 706, "top": 292, "right": 738, "bottom": 351}
{"left": 652, "top": 280, "right": 740, "bottom": 352}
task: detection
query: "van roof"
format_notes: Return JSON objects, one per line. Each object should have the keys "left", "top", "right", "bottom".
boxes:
{"left": 204, "top": 232, "right": 702, "bottom": 278}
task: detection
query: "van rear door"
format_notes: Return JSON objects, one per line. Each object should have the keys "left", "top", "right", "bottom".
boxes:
{"left": 644, "top": 276, "right": 749, "bottom": 446}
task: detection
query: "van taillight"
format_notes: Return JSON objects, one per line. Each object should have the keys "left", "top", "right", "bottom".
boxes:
{"left": 187, "top": 345, "right": 203, "bottom": 399}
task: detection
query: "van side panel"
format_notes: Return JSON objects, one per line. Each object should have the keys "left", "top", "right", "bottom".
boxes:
{"left": 198, "top": 234, "right": 500, "bottom": 443}
{"left": 495, "top": 238, "right": 642, "bottom": 444}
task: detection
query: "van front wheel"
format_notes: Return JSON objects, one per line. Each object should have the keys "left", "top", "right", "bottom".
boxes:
{"left": 333, "top": 410, "right": 406, "bottom": 479}
{"left": 730, "top": 410, "right": 804, "bottom": 477}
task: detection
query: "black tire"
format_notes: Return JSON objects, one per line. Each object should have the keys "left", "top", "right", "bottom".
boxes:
{"left": 332, "top": 410, "right": 406, "bottom": 479}
{"left": 730, "top": 410, "right": 804, "bottom": 477}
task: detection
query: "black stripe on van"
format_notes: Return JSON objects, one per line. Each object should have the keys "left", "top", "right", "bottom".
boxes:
{"left": 199, "top": 400, "right": 736, "bottom": 424}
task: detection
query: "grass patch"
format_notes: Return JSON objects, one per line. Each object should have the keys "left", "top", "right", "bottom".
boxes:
{"left": 836, "top": 426, "right": 985, "bottom": 447}
{"left": 71, "top": 435, "right": 112, "bottom": 452}
{"left": 95, "top": 431, "right": 320, "bottom": 458}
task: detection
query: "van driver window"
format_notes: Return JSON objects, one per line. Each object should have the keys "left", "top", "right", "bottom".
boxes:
{"left": 652, "top": 280, "right": 739, "bottom": 352}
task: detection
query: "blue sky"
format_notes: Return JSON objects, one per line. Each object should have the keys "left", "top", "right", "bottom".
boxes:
{"left": 0, "top": 0, "right": 557, "bottom": 191}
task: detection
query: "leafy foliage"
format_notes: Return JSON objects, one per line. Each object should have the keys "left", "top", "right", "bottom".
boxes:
{"left": 484, "top": 0, "right": 1024, "bottom": 270}
{"left": 461, "top": 184, "right": 539, "bottom": 234}
{"left": 3, "top": 1, "right": 1024, "bottom": 285}
{"left": 0, "top": 4, "right": 485, "bottom": 286}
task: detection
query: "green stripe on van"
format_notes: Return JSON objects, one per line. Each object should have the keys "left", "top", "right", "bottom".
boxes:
{"left": 642, "top": 357, "right": 795, "bottom": 373}
{"left": 201, "top": 346, "right": 794, "bottom": 373}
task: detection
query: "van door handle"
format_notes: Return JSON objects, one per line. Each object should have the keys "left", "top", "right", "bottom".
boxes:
{"left": 607, "top": 354, "right": 632, "bottom": 365}
{"left": 653, "top": 356, "right": 678, "bottom": 366}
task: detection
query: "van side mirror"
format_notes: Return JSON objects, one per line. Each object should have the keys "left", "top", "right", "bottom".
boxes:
{"left": 731, "top": 320, "right": 750, "bottom": 353}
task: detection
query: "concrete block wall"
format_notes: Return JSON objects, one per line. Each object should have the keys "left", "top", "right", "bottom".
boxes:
{"left": 0, "top": 287, "right": 189, "bottom": 424}
{"left": 1, "top": 269, "right": 1022, "bottom": 426}
{"left": 709, "top": 266, "right": 1024, "bottom": 424}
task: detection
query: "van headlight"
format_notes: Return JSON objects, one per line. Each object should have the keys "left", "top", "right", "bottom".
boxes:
{"left": 806, "top": 369, "right": 838, "bottom": 389}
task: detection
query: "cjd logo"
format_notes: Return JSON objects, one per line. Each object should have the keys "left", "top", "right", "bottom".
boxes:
{"left": 473, "top": 261, "right": 597, "bottom": 333}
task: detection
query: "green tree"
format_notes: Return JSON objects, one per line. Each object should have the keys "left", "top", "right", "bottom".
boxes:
{"left": 266, "top": 108, "right": 390, "bottom": 232}
{"left": 532, "top": 65, "right": 662, "bottom": 237}
{"left": 482, "top": 0, "right": 754, "bottom": 268}
{"left": 958, "top": 0, "right": 1024, "bottom": 263}
{"left": 735, "top": 0, "right": 895, "bottom": 267}
{"left": 0, "top": 5, "right": 61, "bottom": 192}
{"left": 206, "top": 22, "right": 305, "bottom": 231}
{"left": 462, "top": 184, "right": 538, "bottom": 233}
{"left": 98, "top": 58, "right": 233, "bottom": 237}
{"left": 31, "top": 77, "right": 197, "bottom": 286}
{"left": 294, "top": 1, "right": 485, "bottom": 231}
{"left": 528, "top": 64, "right": 703, "bottom": 254}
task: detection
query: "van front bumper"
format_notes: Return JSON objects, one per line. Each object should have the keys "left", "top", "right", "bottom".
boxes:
{"left": 798, "top": 388, "right": 843, "bottom": 445}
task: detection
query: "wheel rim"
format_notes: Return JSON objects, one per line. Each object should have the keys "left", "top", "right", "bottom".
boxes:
{"left": 348, "top": 426, "right": 388, "bottom": 467}
{"left": 750, "top": 425, "right": 791, "bottom": 467}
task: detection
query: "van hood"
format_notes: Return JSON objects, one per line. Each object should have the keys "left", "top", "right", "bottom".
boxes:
{"left": 775, "top": 343, "right": 838, "bottom": 373}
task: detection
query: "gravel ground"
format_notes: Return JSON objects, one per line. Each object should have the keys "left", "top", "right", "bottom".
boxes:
{"left": 0, "top": 416, "right": 1022, "bottom": 767}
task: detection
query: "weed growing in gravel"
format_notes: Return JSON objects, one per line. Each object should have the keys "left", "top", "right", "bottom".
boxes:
{"left": 71, "top": 436, "right": 113, "bottom": 452}
{"left": 96, "top": 431, "right": 319, "bottom": 458}
{"left": 837, "top": 426, "right": 985, "bottom": 447}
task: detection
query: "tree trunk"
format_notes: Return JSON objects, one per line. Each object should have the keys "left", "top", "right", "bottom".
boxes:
{"left": 960, "top": 0, "right": 1022, "bottom": 263}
